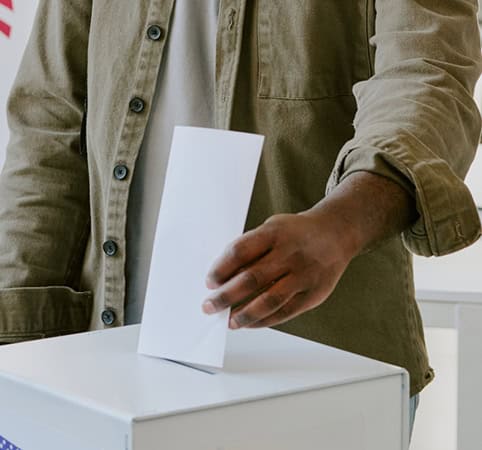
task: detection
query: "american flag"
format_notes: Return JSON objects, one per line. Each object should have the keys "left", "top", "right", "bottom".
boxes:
{"left": 0, "top": 435, "right": 22, "bottom": 450}
{"left": 0, "top": 0, "right": 13, "bottom": 38}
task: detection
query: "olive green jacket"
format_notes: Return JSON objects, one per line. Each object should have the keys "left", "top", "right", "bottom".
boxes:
{"left": 1, "top": 0, "right": 481, "bottom": 396}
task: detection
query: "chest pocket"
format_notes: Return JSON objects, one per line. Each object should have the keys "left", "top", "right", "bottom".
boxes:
{"left": 257, "top": 0, "right": 372, "bottom": 100}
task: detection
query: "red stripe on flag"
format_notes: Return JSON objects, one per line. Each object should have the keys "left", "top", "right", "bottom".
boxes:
{"left": 0, "top": 0, "right": 13, "bottom": 10}
{"left": 0, "top": 19, "right": 11, "bottom": 37}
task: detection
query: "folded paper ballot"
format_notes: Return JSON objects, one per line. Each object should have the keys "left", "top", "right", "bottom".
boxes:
{"left": 137, "top": 126, "right": 264, "bottom": 368}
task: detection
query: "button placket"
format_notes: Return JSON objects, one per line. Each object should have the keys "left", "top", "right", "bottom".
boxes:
{"left": 102, "top": 1, "right": 175, "bottom": 329}
{"left": 215, "top": 0, "right": 246, "bottom": 129}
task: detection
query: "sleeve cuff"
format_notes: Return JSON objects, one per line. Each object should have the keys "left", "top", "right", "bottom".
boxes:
{"left": 327, "top": 141, "right": 482, "bottom": 257}
{"left": 338, "top": 145, "right": 416, "bottom": 198}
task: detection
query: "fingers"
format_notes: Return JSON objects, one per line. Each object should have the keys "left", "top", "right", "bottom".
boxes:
{"left": 206, "top": 227, "right": 275, "bottom": 289}
{"left": 202, "top": 251, "right": 289, "bottom": 314}
{"left": 244, "top": 292, "right": 313, "bottom": 329}
{"left": 228, "top": 275, "right": 303, "bottom": 328}
{"left": 202, "top": 212, "right": 343, "bottom": 327}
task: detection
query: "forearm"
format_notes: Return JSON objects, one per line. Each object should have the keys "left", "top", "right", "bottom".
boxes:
{"left": 302, "top": 171, "right": 418, "bottom": 258}
{"left": 326, "top": 0, "right": 481, "bottom": 257}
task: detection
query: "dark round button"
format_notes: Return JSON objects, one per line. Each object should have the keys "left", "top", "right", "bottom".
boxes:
{"left": 147, "top": 25, "right": 164, "bottom": 41}
{"left": 129, "top": 97, "right": 145, "bottom": 113}
{"left": 113, "top": 164, "right": 128, "bottom": 180}
{"left": 101, "top": 309, "right": 116, "bottom": 326}
{"left": 103, "top": 240, "right": 118, "bottom": 257}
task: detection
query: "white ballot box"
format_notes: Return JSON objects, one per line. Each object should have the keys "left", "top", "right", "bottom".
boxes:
{"left": 0, "top": 325, "right": 409, "bottom": 450}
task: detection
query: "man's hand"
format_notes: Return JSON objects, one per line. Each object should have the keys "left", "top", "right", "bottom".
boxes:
{"left": 202, "top": 171, "right": 417, "bottom": 329}
{"left": 202, "top": 212, "right": 356, "bottom": 329}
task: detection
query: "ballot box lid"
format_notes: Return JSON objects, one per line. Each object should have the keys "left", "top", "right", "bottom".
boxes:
{"left": 0, "top": 325, "right": 405, "bottom": 422}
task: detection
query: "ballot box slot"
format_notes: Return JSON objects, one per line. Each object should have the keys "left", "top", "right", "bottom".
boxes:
{"left": 163, "top": 358, "right": 218, "bottom": 375}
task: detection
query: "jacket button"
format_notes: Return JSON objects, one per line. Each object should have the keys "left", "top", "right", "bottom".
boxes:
{"left": 147, "top": 25, "right": 164, "bottom": 41}
{"left": 101, "top": 309, "right": 116, "bottom": 326}
{"left": 103, "top": 240, "right": 118, "bottom": 257}
{"left": 129, "top": 97, "right": 145, "bottom": 113}
{"left": 113, "top": 164, "right": 128, "bottom": 180}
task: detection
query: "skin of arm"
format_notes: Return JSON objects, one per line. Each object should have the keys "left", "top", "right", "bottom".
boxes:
{"left": 202, "top": 171, "right": 418, "bottom": 329}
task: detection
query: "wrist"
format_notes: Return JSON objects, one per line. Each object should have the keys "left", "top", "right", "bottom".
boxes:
{"left": 299, "top": 203, "right": 363, "bottom": 263}
{"left": 301, "top": 171, "right": 416, "bottom": 258}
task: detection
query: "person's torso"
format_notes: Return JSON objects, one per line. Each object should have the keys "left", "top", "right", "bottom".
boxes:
{"left": 80, "top": 0, "right": 431, "bottom": 395}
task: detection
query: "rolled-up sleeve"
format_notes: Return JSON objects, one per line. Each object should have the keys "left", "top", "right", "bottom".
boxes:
{"left": 0, "top": 0, "right": 93, "bottom": 342}
{"left": 326, "top": 0, "right": 482, "bottom": 256}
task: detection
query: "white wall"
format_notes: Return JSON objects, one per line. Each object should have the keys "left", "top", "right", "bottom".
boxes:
{"left": 410, "top": 328, "right": 458, "bottom": 450}
{"left": 466, "top": 77, "right": 482, "bottom": 207}
{"left": 0, "top": 0, "right": 38, "bottom": 168}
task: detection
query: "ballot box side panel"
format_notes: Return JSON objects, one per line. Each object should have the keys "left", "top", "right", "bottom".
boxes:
{"left": 0, "top": 375, "right": 131, "bottom": 450}
{"left": 132, "top": 374, "right": 405, "bottom": 450}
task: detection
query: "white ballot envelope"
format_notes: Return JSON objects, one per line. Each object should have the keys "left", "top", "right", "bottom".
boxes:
{"left": 137, "top": 126, "right": 264, "bottom": 368}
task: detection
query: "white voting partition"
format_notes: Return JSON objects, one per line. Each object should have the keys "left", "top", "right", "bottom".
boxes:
{"left": 0, "top": 0, "right": 39, "bottom": 168}
{"left": 414, "top": 233, "right": 482, "bottom": 450}
{"left": 0, "top": 325, "right": 410, "bottom": 450}
{"left": 466, "top": 147, "right": 482, "bottom": 208}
